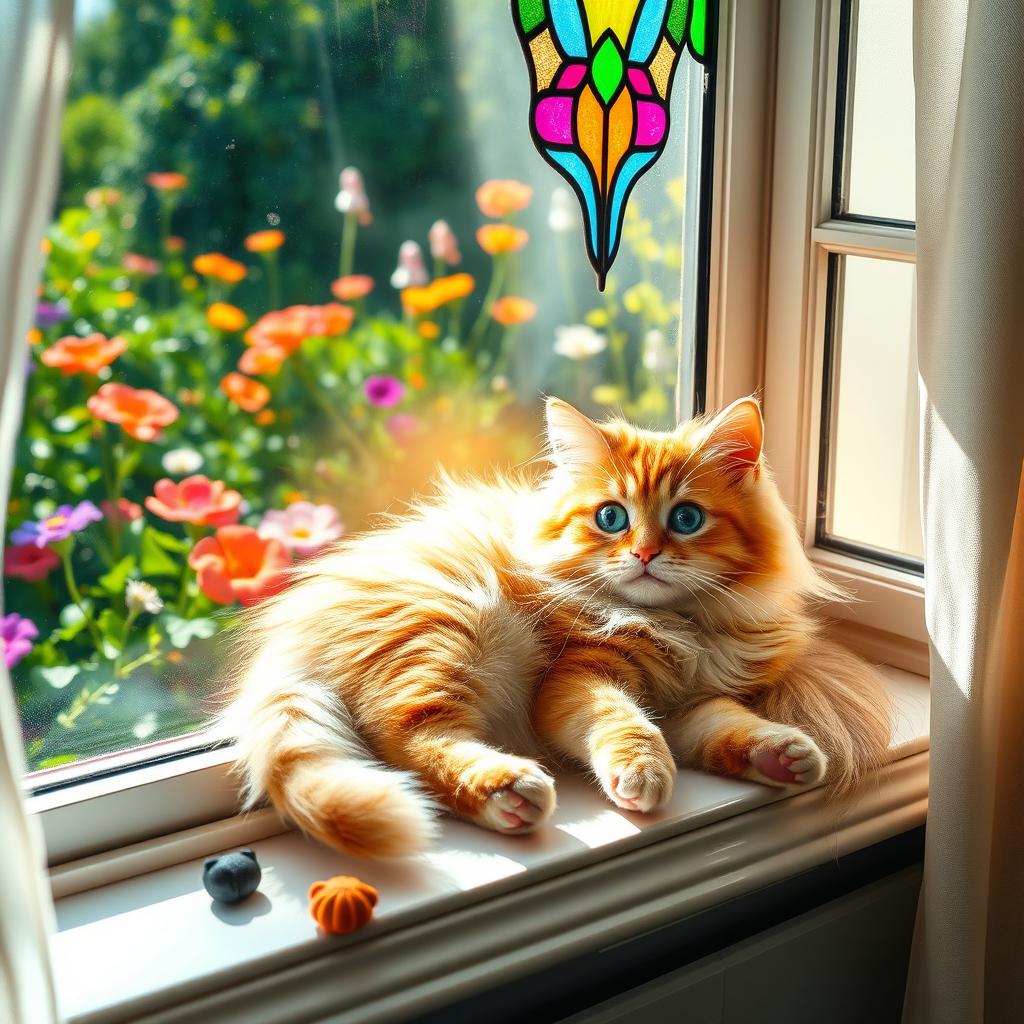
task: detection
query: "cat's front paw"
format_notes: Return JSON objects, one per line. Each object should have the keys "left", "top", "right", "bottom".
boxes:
{"left": 593, "top": 728, "right": 675, "bottom": 812}
{"left": 463, "top": 754, "right": 557, "bottom": 835}
{"left": 748, "top": 727, "right": 827, "bottom": 787}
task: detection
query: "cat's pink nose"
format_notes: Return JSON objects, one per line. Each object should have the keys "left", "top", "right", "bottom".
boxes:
{"left": 632, "top": 545, "right": 661, "bottom": 565}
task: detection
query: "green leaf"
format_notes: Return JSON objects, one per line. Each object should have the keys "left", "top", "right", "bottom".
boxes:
{"left": 150, "top": 528, "right": 190, "bottom": 554}
{"left": 36, "top": 754, "right": 80, "bottom": 769}
{"left": 97, "top": 608, "right": 126, "bottom": 651}
{"left": 140, "top": 528, "right": 183, "bottom": 578}
{"left": 591, "top": 35, "right": 625, "bottom": 106}
{"left": 99, "top": 555, "right": 136, "bottom": 596}
{"left": 31, "top": 665, "right": 81, "bottom": 690}
{"left": 161, "top": 614, "right": 218, "bottom": 649}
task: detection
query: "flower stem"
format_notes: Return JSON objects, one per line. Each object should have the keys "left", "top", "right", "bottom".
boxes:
{"left": 466, "top": 255, "right": 506, "bottom": 357}
{"left": 112, "top": 608, "right": 139, "bottom": 678}
{"left": 59, "top": 547, "right": 105, "bottom": 651}
{"left": 262, "top": 252, "right": 281, "bottom": 311}
{"left": 339, "top": 212, "right": 358, "bottom": 278}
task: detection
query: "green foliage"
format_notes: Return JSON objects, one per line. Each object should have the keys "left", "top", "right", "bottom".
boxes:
{"left": 60, "top": 95, "right": 137, "bottom": 205}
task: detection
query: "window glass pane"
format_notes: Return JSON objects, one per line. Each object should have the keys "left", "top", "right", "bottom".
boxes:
{"left": 6, "top": 1, "right": 709, "bottom": 773}
{"left": 825, "top": 255, "right": 922, "bottom": 561}
{"left": 839, "top": 0, "right": 916, "bottom": 222}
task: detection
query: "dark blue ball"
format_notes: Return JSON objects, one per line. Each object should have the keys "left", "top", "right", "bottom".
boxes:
{"left": 203, "top": 848, "right": 262, "bottom": 904}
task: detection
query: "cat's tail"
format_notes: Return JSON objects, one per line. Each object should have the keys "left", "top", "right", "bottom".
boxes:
{"left": 756, "top": 638, "right": 893, "bottom": 794}
{"left": 227, "top": 654, "right": 439, "bottom": 858}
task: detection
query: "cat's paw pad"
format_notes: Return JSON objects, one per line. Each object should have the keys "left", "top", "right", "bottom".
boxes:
{"left": 595, "top": 731, "right": 676, "bottom": 813}
{"left": 475, "top": 762, "right": 557, "bottom": 834}
{"left": 749, "top": 729, "right": 827, "bottom": 787}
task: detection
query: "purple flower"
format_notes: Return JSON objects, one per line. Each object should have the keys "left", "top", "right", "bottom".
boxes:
{"left": 35, "top": 301, "right": 69, "bottom": 330}
{"left": 11, "top": 500, "right": 103, "bottom": 548}
{"left": 363, "top": 375, "right": 405, "bottom": 408}
{"left": 1, "top": 614, "right": 38, "bottom": 669}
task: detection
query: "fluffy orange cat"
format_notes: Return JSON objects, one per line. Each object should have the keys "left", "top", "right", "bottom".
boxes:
{"left": 228, "top": 397, "right": 891, "bottom": 857}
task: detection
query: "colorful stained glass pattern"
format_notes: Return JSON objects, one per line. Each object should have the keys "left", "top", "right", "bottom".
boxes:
{"left": 513, "top": 0, "right": 707, "bottom": 288}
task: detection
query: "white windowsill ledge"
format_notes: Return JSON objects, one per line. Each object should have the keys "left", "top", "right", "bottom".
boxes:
{"left": 50, "top": 666, "right": 929, "bottom": 1024}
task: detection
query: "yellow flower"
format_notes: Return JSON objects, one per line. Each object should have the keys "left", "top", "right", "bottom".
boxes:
{"left": 592, "top": 384, "right": 625, "bottom": 405}
{"left": 26, "top": 328, "right": 42, "bottom": 346}
{"left": 182, "top": 275, "right": 199, "bottom": 292}
{"left": 283, "top": 490, "right": 306, "bottom": 504}
{"left": 80, "top": 229, "right": 102, "bottom": 252}
{"left": 476, "top": 224, "right": 528, "bottom": 255}
{"left": 667, "top": 176, "right": 686, "bottom": 210}
{"left": 207, "top": 302, "right": 248, "bottom": 332}
{"left": 584, "top": 308, "right": 610, "bottom": 327}
{"left": 114, "top": 291, "right": 136, "bottom": 308}
{"left": 40, "top": 238, "right": 52, "bottom": 255}
{"left": 418, "top": 321, "right": 441, "bottom": 339}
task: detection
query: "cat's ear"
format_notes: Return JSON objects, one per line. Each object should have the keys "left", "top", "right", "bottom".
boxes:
{"left": 700, "top": 397, "right": 764, "bottom": 473}
{"left": 545, "top": 398, "right": 608, "bottom": 470}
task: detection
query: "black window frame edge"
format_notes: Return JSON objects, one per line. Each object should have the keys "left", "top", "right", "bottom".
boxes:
{"left": 829, "top": 0, "right": 916, "bottom": 231}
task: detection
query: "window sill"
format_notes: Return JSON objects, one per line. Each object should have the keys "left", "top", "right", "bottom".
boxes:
{"left": 50, "top": 667, "right": 929, "bottom": 1024}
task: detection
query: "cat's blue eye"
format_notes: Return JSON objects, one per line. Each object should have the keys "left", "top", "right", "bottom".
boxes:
{"left": 595, "top": 502, "right": 629, "bottom": 533}
{"left": 669, "top": 502, "right": 705, "bottom": 535}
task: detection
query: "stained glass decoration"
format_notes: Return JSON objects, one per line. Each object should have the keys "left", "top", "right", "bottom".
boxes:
{"left": 512, "top": 0, "right": 707, "bottom": 289}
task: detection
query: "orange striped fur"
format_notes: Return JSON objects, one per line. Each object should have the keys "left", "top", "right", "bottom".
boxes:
{"left": 227, "top": 397, "right": 892, "bottom": 857}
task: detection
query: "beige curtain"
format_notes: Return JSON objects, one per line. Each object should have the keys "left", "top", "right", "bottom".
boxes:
{"left": 905, "top": 2, "right": 1024, "bottom": 1022}
{"left": 0, "top": 2, "right": 74, "bottom": 1022}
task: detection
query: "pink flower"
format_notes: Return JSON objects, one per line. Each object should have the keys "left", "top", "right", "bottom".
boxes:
{"left": 2, "top": 614, "right": 38, "bottom": 669}
{"left": 101, "top": 498, "right": 144, "bottom": 523}
{"left": 145, "top": 475, "right": 242, "bottom": 527}
{"left": 258, "top": 501, "right": 343, "bottom": 556}
{"left": 428, "top": 220, "right": 461, "bottom": 266}
{"left": 335, "top": 167, "right": 372, "bottom": 225}
{"left": 364, "top": 375, "right": 404, "bottom": 408}
{"left": 122, "top": 253, "right": 162, "bottom": 276}
{"left": 390, "top": 241, "right": 428, "bottom": 289}
{"left": 3, "top": 544, "right": 60, "bottom": 581}
{"left": 386, "top": 413, "right": 419, "bottom": 443}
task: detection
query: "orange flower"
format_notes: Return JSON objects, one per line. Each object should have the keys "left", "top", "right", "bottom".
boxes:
{"left": 145, "top": 475, "right": 242, "bottom": 527}
{"left": 418, "top": 321, "right": 441, "bottom": 339}
{"left": 87, "top": 383, "right": 179, "bottom": 441}
{"left": 41, "top": 333, "right": 127, "bottom": 375}
{"left": 166, "top": 236, "right": 186, "bottom": 253}
{"left": 408, "top": 370, "right": 427, "bottom": 389}
{"left": 245, "top": 304, "right": 353, "bottom": 356}
{"left": 221, "top": 372, "right": 270, "bottom": 413}
{"left": 146, "top": 172, "right": 189, "bottom": 191}
{"left": 477, "top": 224, "right": 529, "bottom": 255}
{"left": 244, "top": 230, "right": 285, "bottom": 253}
{"left": 476, "top": 179, "right": 533, "bottom": 218}
{"left": 207, "top": 302, "right": 248, "bottom": 332}
{"left": 255, "top": 409, "right": 277, "bottom": 426}
{"left": 26, "top": 328, "right": 42, "bottom": 346}
{"left": 331, "top": 275, "right": 375, "bottom": 301}
{"left": 192, "top": 252, "right": 247, "bottom": 283}
{"left": 491, "top": 296, "right": 537, "bottom": 326}
{"left": 401, "top": 273, "right": 476, "bottom": 315}
{"left": 188, "top": 525, "right": 291, "bottom": 607}
{"left": 238, "top": 344, "right": 287, "bottom": 376}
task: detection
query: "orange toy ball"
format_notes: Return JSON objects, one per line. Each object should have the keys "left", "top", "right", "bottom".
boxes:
{"left": 308, "top": 876, "right": 379, "bottom": 935}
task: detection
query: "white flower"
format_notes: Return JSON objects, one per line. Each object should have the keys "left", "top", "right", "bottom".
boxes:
{"left": 642, "top": 329, "right": 674, "bottom": 373}
{"left": 390, "top": 240, "right": 428, "bottom": 289}
{"left": 125, "top": 580, "right": 164, "bottom": 616}
{"left": 259, "top": 501, "right": 343, "bottom": 556}
{"left": 428, "top": 220, "right": 461, "bottom": 265}
{"left": 554, "top": 324, "right": 607, "bottom": 360}
{"left": 161, "top": 448, "right": 203, "bottom": 475}
{"left": 548, "top": 187, "right": 577, "bottom": 233}
{"left": 334, "top": 166, "right": 372, "bottom": 225}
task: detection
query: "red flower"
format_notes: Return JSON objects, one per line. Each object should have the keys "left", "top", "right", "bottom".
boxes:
{"left": 87, "top": 383, "right": 179, "bottom": 441}
{"left": 145, "top": 475, "right": 242, "bottom": 527}
{"left": 100, "top": 498, "right": 143, "bottom": 523}
{"left": 3, "top": 543, "right": 59, "bottom": 581}
{"left": 188, "top": 526, "right": 291, "bottom": 607}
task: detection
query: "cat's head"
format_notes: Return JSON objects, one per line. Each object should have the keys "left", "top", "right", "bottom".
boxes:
{"left": 531, "top": 397, "right": 823, "bottom": 611}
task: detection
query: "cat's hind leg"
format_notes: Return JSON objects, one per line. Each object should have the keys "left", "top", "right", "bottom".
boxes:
{"left": 663, "top": 696, "right": 828, "bottom": 787}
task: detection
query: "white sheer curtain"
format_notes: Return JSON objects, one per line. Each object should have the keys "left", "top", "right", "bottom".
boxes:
{"left": 905, "top": 2, "right": 1024, "bottom": 1022}
{"left": 0, "top": 2, "right": 74, "bottom": 1021}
